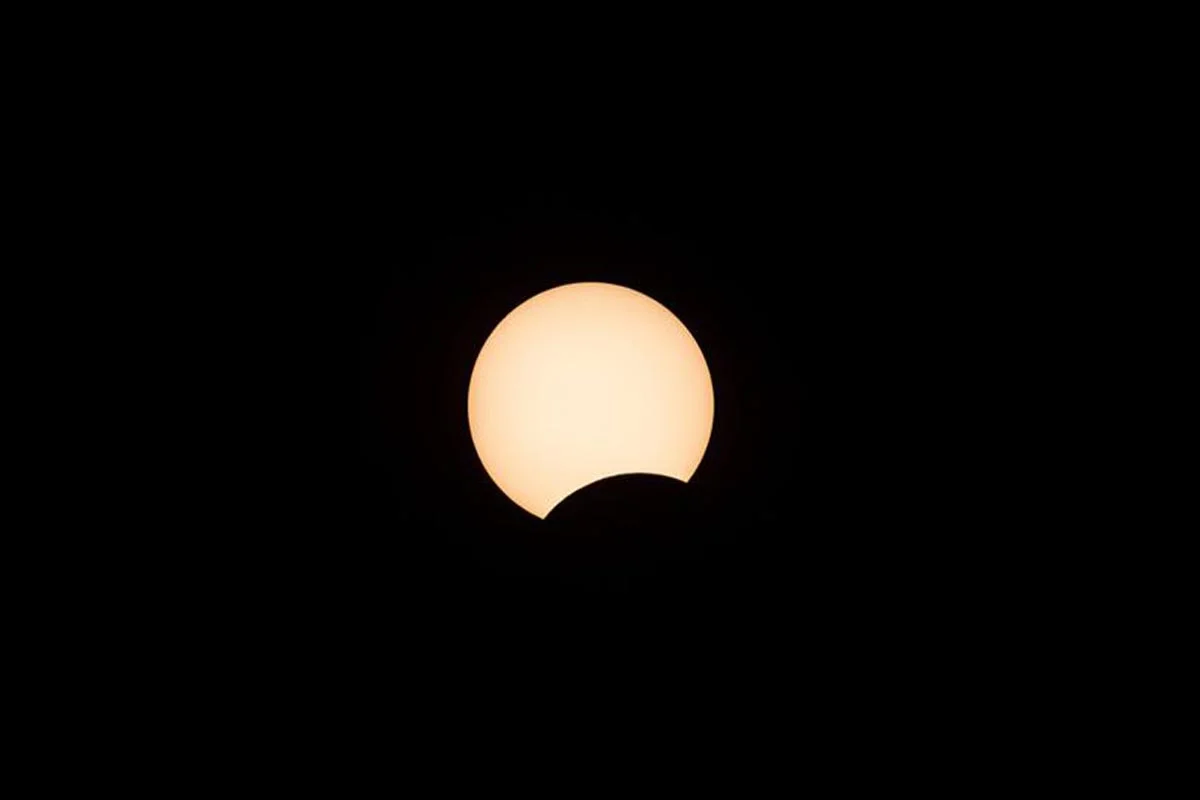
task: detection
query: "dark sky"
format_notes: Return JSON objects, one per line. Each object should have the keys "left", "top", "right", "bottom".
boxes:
{"left": 57, "top": 33, "right": 1082, "bottom": 773}
{"left": 65, "top": 21, "right": 1071, "bottom": 768}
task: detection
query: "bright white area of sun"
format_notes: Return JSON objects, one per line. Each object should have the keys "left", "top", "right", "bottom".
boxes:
{"left": 467, "top": 282, "right": 715, "bottom": 519}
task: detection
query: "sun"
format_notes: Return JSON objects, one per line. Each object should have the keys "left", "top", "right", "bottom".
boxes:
{"left": 468, "top": 282, "right": 714, "bottom": 519}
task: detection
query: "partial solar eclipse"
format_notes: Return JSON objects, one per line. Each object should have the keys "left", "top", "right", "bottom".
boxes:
{"left": 468, "top": 282, "right": 715, "bottom": 519}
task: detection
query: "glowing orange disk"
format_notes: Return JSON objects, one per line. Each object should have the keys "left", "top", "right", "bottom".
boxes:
{"left": 468, "top": 282, "right": 714, "bottom": 519}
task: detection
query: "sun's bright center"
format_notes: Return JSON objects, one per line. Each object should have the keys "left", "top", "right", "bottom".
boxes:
{"left": 467, "top": 282, "right": 714, "bottom": 519}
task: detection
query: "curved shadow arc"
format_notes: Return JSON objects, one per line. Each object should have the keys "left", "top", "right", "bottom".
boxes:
{"left": 541, "top": 470, "right": 691, "bottom": 520}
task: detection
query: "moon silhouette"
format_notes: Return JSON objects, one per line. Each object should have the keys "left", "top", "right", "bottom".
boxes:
{"left": 468, "top": 282, "right": 715, "bottom": 519}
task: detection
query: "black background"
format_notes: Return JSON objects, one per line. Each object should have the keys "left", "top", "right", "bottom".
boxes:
{"left": 35, "top": 15, "right": 1109, "bottom": 776}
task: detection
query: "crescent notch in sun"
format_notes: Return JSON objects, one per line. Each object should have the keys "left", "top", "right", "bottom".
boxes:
{"left": 467, "top": 282, "right": 715, "bottom": 519}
